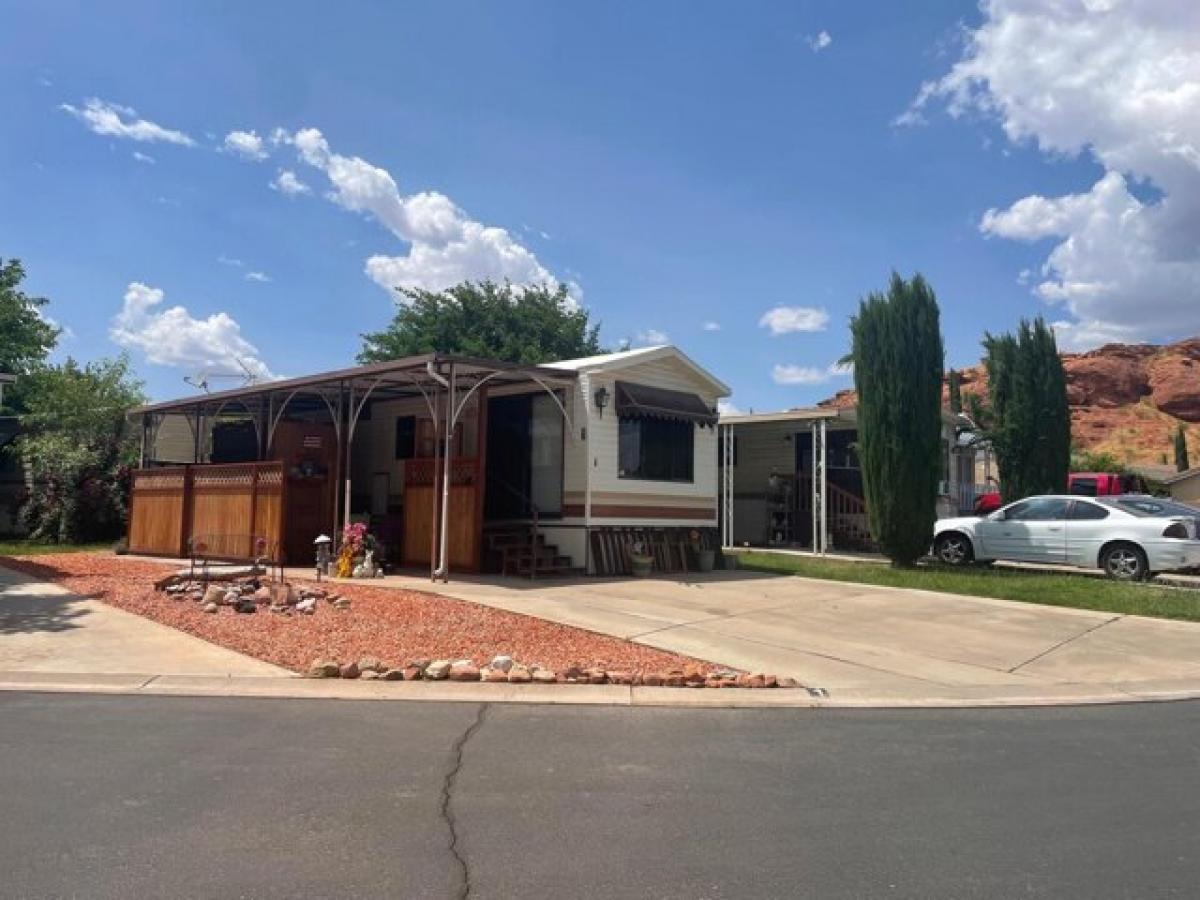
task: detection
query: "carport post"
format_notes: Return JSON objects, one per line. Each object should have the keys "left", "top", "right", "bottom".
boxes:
{"left": 436, "top": 362, "right": 456, "bottom": 582}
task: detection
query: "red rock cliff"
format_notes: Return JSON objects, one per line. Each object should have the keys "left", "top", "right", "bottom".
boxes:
{"left": 820, "top": 337, "right": 1200, "bottom": 466}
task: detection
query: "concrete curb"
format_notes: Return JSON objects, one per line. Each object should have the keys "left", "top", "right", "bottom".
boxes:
{"left": 2, "top": 671, "right": 1198, "bottom": 709}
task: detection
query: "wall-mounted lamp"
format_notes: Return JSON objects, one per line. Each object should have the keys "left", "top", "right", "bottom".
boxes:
{"left": 593, "top": 386, "right": 610, "bottom": 418}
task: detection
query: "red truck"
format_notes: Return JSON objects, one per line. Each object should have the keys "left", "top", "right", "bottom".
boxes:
{"left": 971, "top": 472, "right": 1147, "bottom": 515}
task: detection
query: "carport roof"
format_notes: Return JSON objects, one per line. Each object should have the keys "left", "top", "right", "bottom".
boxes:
{"left": 130, "top": 352, "right": 578, "bottom": 417}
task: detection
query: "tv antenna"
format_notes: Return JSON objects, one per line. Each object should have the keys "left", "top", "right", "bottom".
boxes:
{"left": 184, "top": 358, "right": 261, "bottom": 393}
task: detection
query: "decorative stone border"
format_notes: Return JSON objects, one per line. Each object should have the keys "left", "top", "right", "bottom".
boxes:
{"left": 307, "top": 655, "right": 800, "bottom": 689}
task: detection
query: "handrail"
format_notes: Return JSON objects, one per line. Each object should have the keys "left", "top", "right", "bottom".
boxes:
{"left": 487, "top": 474, "right": 543, "bottom": 577}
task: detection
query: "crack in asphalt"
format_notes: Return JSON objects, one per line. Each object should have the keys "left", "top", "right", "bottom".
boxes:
{"left": 441, "top": 703, "right": 488, "bottom": 900}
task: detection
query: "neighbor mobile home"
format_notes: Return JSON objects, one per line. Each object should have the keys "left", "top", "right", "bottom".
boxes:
{"left": 717, "top": 406, "right": 992, "bottom": 553}
{"left": 126, "top": 346, "right": 728, "bottom": 578}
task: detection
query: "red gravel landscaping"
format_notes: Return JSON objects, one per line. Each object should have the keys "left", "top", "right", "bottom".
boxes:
{"left": 1, "top": 552, "right": 725, "bottom": 676}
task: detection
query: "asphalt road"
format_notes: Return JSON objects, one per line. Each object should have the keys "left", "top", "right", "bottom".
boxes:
{"left": 1, "top": 695, "right": 1197, "bottom": 899}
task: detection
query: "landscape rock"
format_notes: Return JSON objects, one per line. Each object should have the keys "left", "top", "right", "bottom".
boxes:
{"left": 449, "top": 661, "right": 480, "bottom": 682}
{"left": 295, "top": 597, "right": 317, "bottom": 614}
{"left": 778, "top": 677, "right": 799, "bottom": 689}
{"left": 202, "top": 602, "right": 219, "bottom": 614}
{"left": 307, "top": 659, "right": 340, "bottom": 678}
{"left": 339, "top": 661, "right": 360, "bottom": 680}
{"left": 586, "top": 668, "right": 608, "bottom": 684}
{"left": 332, "top": 597, "right": 351, "bottom": 610}
{"left": 401, "top": 664, "right": 424, "bottom": 681}
{"left": 223, "top": 590, "right": 241, "bottom": 607}
{"left": 507, "top": 666, "right": 532, "bottom": 684}
{"left": 357, "top": 656, "right": 385, "bottom": 674}
{"left": 425, "top": 660, "right": 451, "bottom": 681}
{"left": 382, "top": 668, "right": 405, "bottom": 681}
{"left": 482, "top": 666, "right": 509, "bottom": 683}
{"left": 360, "top": 670, "right": 381, "bottom": 680}
{"left": 202, "top": 584, "right": 225, "bottom": 606}
{"left": 642, "top": 673, "right": 664, "bottom": 687}
{"left": 489, "top": 654, "right": 515, "bottom": 673}
{"left": 606, "top": 670, "right": 632, "bottom": 685}
{"left": 531, "top": 667, "right": 556, "bottom": 684}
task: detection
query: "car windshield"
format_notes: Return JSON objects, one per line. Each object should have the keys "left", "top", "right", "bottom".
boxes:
{"left": 1104, "top": 497, "right": 1200, "bottom": 518}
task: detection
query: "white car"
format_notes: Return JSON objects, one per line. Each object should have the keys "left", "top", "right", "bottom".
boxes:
{"left": 933, "top": 494, "right": 1200, "bottom": 581}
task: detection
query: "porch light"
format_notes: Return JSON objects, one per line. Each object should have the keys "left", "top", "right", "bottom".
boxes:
{"left": 593, "top": 386, "right": 610, "bottom": 417}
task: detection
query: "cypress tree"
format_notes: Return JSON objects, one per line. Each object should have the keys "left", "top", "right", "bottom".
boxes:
{"left": 849, "top": 272, "right": 944, "bottom": 567}
{"left": 1176, "top": 424, "right": 1191, "bottom": 472}
{"left": 948, "top": 368, "right": 962, "bottom": 413}
{"left": 982, "top": 317, "right": 1070, "bottom": 502}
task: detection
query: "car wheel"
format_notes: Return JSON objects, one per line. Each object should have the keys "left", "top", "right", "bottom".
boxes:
{"left": 934, "top": 533, "right": 973, "bottom": 567}
{"left": 1101, "top": 543, "right": 1148, "bottom": 582}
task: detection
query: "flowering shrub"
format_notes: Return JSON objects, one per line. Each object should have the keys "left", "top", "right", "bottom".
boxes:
{"left": 342, "top": 522, "right": 368, "bottom": 555}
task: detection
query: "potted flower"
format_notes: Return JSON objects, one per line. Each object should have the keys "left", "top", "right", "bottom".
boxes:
{"left": 689, "top": 529, "right": 715, "bottom": 572}
{"left": 629, "top": 540, "right": 654, "bottom": 578}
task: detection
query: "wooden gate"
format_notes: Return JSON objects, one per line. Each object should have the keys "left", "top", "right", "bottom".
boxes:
{"left": 403, "top": 457, "right": 482, "bottom": 571}
{"left": 126, "top": 462, "right": 285, "bottom": 561}
{"left": 127, "top": 467, "right": 189, "bottom": 556}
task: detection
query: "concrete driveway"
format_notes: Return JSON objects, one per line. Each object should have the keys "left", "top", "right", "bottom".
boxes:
{"left": 0, "top": 565, "right": 286, "bottom": 677}
{"left": 366, "top": 568, "right": 1200, "bottom": 698}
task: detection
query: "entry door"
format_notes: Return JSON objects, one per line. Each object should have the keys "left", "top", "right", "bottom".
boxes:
{"left": 979, "top": 497, "right": 1069, "bottom": 563}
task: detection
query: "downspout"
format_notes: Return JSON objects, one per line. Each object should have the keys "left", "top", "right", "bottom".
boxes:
{"left": 581, "top": 373, "right": 592, "bottom": 573}
{"left": 426, "top": 361, "right": 451, "bottom": 581}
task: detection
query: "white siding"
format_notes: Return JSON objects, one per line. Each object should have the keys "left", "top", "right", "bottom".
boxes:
{"left": 580, "top": 354, "right": 720, "bottom": 525}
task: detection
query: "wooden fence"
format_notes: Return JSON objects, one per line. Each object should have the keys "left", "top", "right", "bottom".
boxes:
{"left": 127, "top": 462, "right": 285, "bottom": 561}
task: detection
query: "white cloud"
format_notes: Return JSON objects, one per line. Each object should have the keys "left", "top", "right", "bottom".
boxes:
{"left": 702, "top": 321, "right": 721, "bottom": 332}
{"left": 771, "top": 361, "right": 849, "bottom": 386}
{"left": 270, "top": 169, "right": 311, "bottom": 196}
{"left": 244, "top": 271, "right": 271, "bottom": 283}
{"left": 223, "top": 129, "right": 268, "bottom": 160}
{"left": 217, "top": 254, "right": 243, "bottom": 267}
{"left": 634, "top": 328, "right": 669, "bottom": 346}
{"left": 132, "top": 151, "right": 155, "bottom": 165}
{"left": 111, "top": 282, "right": 273, "bottom": 380}
{"left": 60, "top": 98, "right": 195, "bottom": 146}
{"left": 758, "top": 305, "right": 830, "bottom": 335}
{"left": 807, "top": 30, "right": 833, "bottom": 52}
{"left": 904, "top": 0, "right": 1200, "bottom": 347}
{"left": 285, "top": 127, "right": 574, "bottom": 302}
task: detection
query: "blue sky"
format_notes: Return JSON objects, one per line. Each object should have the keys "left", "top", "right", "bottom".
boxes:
{"left": 3, "top": 1, "right": 1197, "bottom": 408}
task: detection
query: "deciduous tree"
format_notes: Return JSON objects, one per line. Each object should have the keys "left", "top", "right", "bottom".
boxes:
{"left": 360, "top": 280, "right": 601, "bottom": 364}
{"left": 16, "top": 355, "right": 145, "bottom": 543}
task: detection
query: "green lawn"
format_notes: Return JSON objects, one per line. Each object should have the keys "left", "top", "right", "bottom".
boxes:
{"left": 0, "top": 540, "right": 112, "bottom": 558}
{"left": 732, "top": 551, "right": 1200, "bottom": 623}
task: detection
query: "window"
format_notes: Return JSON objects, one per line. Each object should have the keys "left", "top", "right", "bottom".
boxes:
{"left": 619, "top": 417, "right": 694, "bottom": 482}
{"left": 1069, "top": 501, "right": 1109, "bottom": 520}
{"left": 1069, "top": 477, "right": 1098, "bottom": 496}
{"left": 1114, "top": 498, "right": 1199, "bottom": 518}
{"left": 394, "top": 416, "right": 416, "bottom": 460}
{"left": 1005, "top": 498, "right": 1070, "bottom": 521}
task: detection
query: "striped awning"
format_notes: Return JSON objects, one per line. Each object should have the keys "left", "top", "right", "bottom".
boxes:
{"left": 615, "top": 381, "right": 717, "bottom": 426}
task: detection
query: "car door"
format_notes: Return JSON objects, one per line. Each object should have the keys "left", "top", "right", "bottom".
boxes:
{"left": 979, "top": 498, "right": 1070, "bottom": 563}
{"left": 1065, "top": 499, "right": 1112, "bottom": 567}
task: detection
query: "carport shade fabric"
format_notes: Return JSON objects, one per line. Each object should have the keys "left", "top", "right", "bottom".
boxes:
{"left": 614, "top": 381, "right": 717, "bottom": 426}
